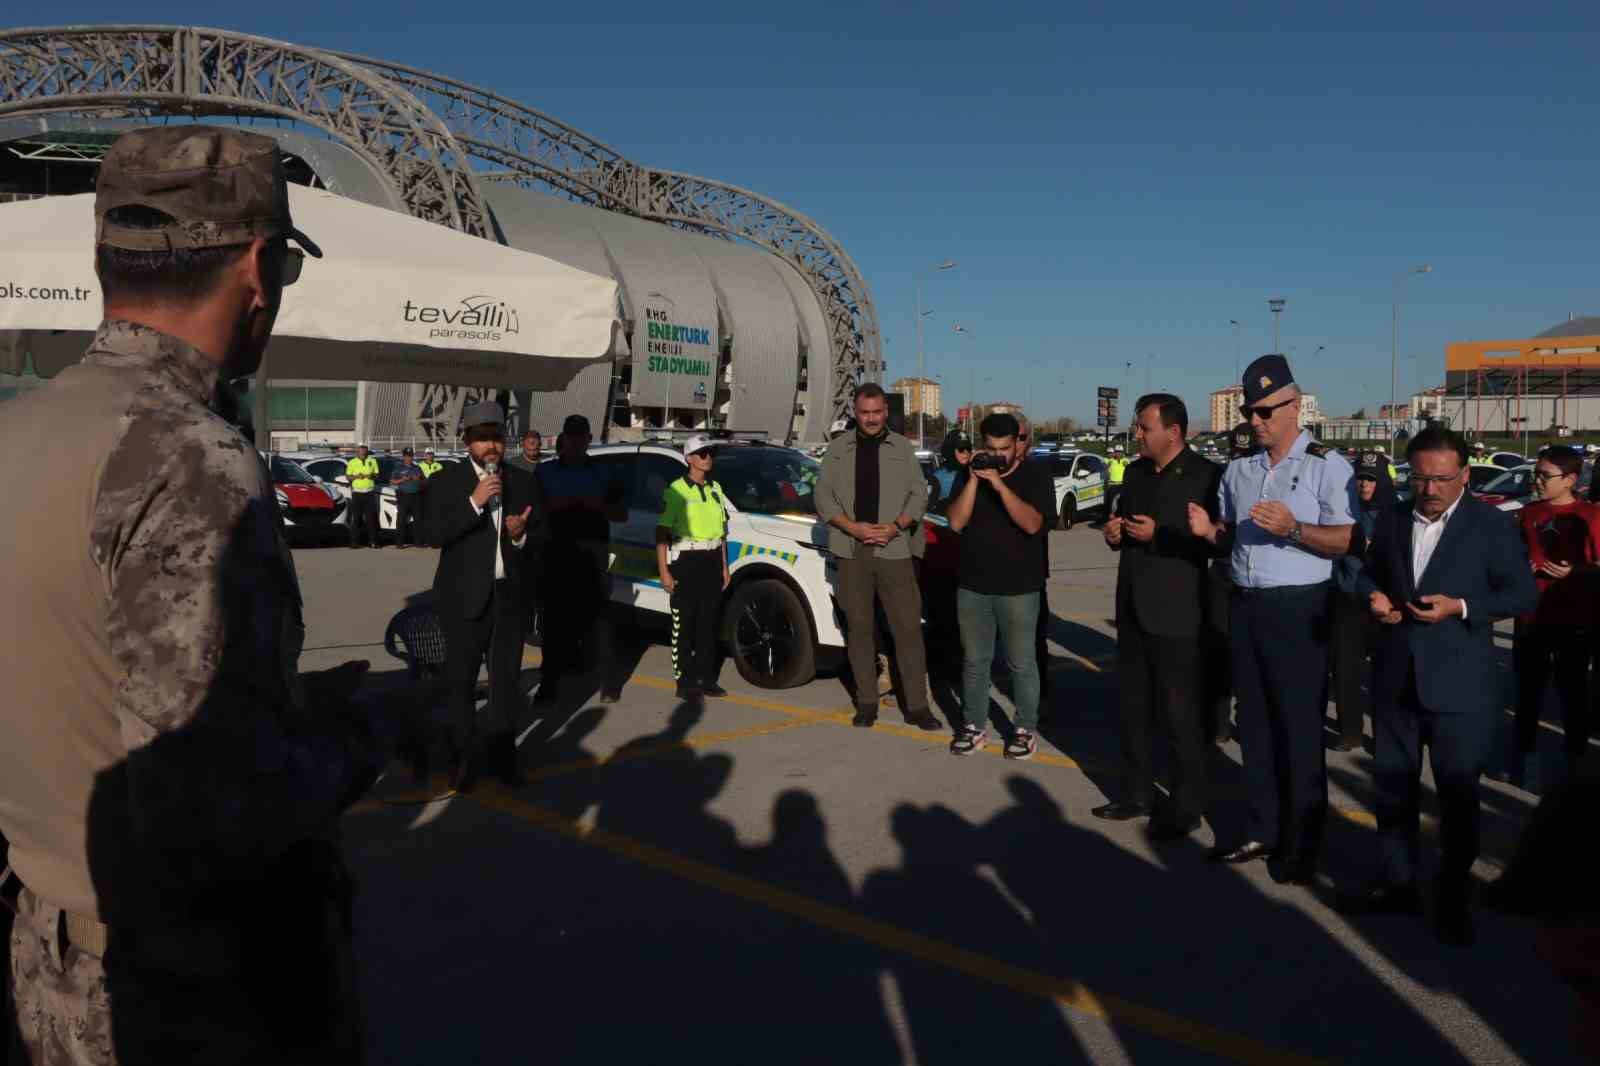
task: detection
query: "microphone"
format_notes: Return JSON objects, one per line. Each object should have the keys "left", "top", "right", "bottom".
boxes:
{"left": 483, "top": 459, "right": 500, "bottom": 511}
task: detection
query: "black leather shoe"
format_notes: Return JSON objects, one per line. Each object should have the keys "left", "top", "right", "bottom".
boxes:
{"left": 1210, "top": 841, "right": 1273, "bottom": 864}
{"left": 1146, "top": 816, "right": 1201, "bottom": 841}
{"left": 598, "top": 687, "right": 622, "bottom": 705}
{"left": 852, "top": 704, "right": 878, "bottom": 728}
{"left": 449, "top": 754, "right": 478, "bottom": 794}
{"left": 488, "top": 734, "right": 525, "bottom": 788}
{"left": 1091, "top": 801, "right": 1152, "bottom": 822}
{"left": 1342, "top": 882, "right": 1422, "bottom": 915}
{"left": 700, "top": 683, "right": 728, "bottom": 698}
{"left": 903, "top": 708, "right": 943, "bottom": 732}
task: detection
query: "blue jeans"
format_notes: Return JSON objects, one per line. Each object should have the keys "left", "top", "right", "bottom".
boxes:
{"left": 957, "top": 588, "right": 1041, "bottom": 731}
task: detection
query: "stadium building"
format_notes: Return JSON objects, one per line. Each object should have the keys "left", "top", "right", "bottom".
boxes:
{"left": 0, "top": 27, "right": 881, "bottom": 446}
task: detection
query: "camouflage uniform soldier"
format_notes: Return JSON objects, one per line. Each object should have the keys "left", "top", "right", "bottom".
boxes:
{"left": 0, "top": 127, "right": 382, "bottom": 1064}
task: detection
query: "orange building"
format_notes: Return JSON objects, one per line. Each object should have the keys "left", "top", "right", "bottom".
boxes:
{"left": 1443, "top": 317, "right": 1600, "bottom": 434}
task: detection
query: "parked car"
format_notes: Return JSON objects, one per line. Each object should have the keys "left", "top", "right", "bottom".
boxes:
{"left": 584, "top": 438, "right": 954, "bottom": 689}
{"left": 263, "top": 453, "right": 344, "bottom": 537}
{"left": 295, "top": 451, "right": 464, "bottom": 539}
{"left": 1047, "top": 450, "right": 1108, "bottom": 529}
{"left": 1487, "top": 450, "right": 1526, "bottom": 470}
{"left": 1475, "top": 464, "right": 1535, "bottom": 512}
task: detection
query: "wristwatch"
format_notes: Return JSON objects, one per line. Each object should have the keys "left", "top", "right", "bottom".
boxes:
{"left": 1288, "top": 521, "right": 1304, "bottom": 545}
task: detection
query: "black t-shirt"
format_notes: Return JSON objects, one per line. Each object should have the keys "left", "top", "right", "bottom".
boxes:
{"left": 954, "top": 459, "right": 1056, "bottom": 595}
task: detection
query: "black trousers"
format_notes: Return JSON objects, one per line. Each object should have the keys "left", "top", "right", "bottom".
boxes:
{"left": 395, "top": 494, "right": 422, "bottom": 546}
{"left": 541, "top": 542, "right": 613, "bottom": 680}
{"left": 1514, "top": 620, "right": 1591, "bottom": 756}
{"left": 1330, "top": 593, "right": 1374, "bottom": 744}
{"left": 1203, "top": 565, "right": 1234, "bottom": 739}
{"left": 1230, "top": 583, "right": 1331, "bottom": 864}
{"left": 350, "top": 491, "right": 379, "bottom": 547}
{"left": 670, "top": 549, "right": 723, "bottom": 686}
{"left": 1375, "top": 669, "right": 1492, "bottom": 893}
{"left": 441, "top": 579, "right": 525, "bottom": 756}
{"left": 1116, "top": 621, "right": 1206, "bottom": 823}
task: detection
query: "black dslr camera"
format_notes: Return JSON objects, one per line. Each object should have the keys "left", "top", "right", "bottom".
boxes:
{"left": 969, "top": 451, "right": 1010, "bottom": 471}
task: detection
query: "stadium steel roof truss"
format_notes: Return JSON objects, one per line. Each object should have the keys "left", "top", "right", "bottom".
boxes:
{"left": 0, "top": 25, "right": 879, "bottom": 430}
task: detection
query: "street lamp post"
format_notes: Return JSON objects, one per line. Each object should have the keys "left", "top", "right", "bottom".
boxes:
{"left": 1391, "top": 264, "right": 1432, "bottom": 452}
{"left": 1268, "top": 298, "right": 1286, "bottom": 353}
{"left": 1229, "top": 319, "right": 1242, "bottom": 380}
{"left": 916, "top": 259, "right": 956, "bottom": 449}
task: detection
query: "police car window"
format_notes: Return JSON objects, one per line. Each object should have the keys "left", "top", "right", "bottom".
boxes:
{"left": 633, "top": 453, "right": 686, "bottom": 513}
{"left": 714, "top": 447, "right": 820, "bottom": 516}
{"left": 1078, "top": 455, "right": 1105, "bottom": 475}
{"left": 1051, "top": 456, "right": 1074, "bottom": 477}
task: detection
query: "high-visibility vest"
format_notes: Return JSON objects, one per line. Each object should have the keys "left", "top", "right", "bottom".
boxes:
{"left": 419, "top": 461, "right": 443, "bottom": 478}
{"left": 346, "top": 456, "right": 379, "bottom": 492}
{"left": 659, "top": 476, "right": 728, "bottom": 542}
{"left": 1108, "top": 458, "right": 1127, "bottom": 485}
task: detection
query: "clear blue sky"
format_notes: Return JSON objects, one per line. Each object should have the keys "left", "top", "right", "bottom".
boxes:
{"left": 11, "top": 2, "right": 1600, "bottom": 425}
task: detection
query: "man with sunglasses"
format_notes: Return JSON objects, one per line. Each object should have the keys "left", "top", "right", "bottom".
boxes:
{"left": 1187, "top": 355, "right": 1356, "bottom": 885}
{"left": 1347, "top": 427, "right": 1535, "bottom": 945}
{"left": 0, "top": 127, "right": 383, "bottom": 1062}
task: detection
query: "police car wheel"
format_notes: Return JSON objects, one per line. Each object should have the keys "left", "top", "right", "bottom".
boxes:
{"left": 1058, "top": 495, "right": 1077, "bottom": 531}
{"left": 725, "top": 578, "right": 815, "bottom": 689}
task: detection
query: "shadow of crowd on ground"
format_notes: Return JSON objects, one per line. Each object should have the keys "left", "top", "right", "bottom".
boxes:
{"left": 333, "top": 595, "right": 1584, "bottom": 1065}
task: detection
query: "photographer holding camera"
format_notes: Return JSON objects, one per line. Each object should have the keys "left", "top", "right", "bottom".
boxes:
{"left": 946, "top": 412, "right": 1056, "bottom": 759}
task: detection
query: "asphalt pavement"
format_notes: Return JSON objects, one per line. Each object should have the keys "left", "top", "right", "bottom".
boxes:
{"left": 293, "top": 528, "right": 1584, "bottom": 1065}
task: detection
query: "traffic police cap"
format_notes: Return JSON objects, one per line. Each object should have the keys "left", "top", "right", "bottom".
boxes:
{"left": 683, "top": 433, "right": 717, "bottom": 457}
{"left": 459, "top": 400, "right": 505, "bottom": 431}
{"left": 1241, "top": 354, "right": 1294, "bottom": 405}
{"left": 1230, "top": 421, "right": 1255, "bottom": 457}
{"left": 95, "top": 125, "right": 322, "bottom": 257}
{"left": 1355, "top": 450, "right": 1385, "bottom": 479}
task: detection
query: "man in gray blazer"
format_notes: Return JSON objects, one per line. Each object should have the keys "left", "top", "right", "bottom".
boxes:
{"left": 816, "top": 384, "right": 938, "bottom": 730}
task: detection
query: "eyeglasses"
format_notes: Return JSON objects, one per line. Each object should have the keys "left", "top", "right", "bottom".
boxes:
{"left": 1240, "top": 397, "right": 1297, "bottom": 421}
{"left": 1408, "top": 472, "right": 1463, "bottom": 487}
{"left": 1534, "top": 470, "right": 1573, "bottom": 481}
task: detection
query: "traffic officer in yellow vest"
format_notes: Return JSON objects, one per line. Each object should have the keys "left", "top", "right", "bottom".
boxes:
{"left": 345, "top": 444, "right": 381, "bottom": 548}
{"left": 1107, "top": 445, "right": 1129, "bottom": 518}
{"left": 656, "top": 435, "right": 732, "bottom": 701}
{"left": 419, "top": 450, "right": 444, "bottom": 478}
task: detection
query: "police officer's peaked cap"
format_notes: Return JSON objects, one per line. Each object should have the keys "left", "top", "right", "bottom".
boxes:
{"left": 95, "top": 125, "right": 322, "bottom": 257}
{"left": 1355, "top": 450, "right": 1385, "bottom": 478}
{"left": 1241, "top": 354, "right": 1294, "bottom": 405}
{"left": 1230, "top": 422, "right": 1255, "bottom": 457}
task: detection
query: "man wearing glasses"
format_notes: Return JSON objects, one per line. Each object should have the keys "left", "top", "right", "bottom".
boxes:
{"left": 1187, "top": 354, "right": 1356, "bottom": 885}
{"left": 1347, "top": 427, "right": 1534, "bottom": 945}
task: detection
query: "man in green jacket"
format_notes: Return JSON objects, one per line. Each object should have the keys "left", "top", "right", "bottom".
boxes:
{"left": 816, "top": 383, "right": 938, "bottom": 731}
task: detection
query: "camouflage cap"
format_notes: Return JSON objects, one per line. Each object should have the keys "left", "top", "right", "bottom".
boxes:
{"left": 95, "top": 125, "right": 322, "bottom": 257}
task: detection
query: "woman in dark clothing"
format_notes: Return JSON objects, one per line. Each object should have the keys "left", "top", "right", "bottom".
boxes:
{"left": 1330, "top": 451, "right": 1396, "bottom": 750}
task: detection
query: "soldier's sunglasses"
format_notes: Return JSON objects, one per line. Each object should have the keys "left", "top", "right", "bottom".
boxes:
{"left": 280, "top": 247, "right": 305, "bottom": 287}
{"left": 1240, "top": 397, "right": 1296, "bottom": 421}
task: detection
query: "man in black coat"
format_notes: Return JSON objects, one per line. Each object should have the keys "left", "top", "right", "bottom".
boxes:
{"left": 1350, "top": 426, "right": 1536, "bottom": 945}
{"left": 421, "top": 401, "right": 543, "bottom": 790}
{"left": 1096, "top": 393, "right": 1222, "bottom": 838}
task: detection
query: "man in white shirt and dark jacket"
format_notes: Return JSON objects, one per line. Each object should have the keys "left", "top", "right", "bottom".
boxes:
{"left": 422, "top": 401, "right": 543, "bottom": 791}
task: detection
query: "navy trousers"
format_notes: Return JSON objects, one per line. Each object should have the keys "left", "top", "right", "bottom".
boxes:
{"left": 1374, "top": 667, "right": 1493, "bottom": 891}
{"left": 1229, "top": 583, "right": 1331, "bottom": 865}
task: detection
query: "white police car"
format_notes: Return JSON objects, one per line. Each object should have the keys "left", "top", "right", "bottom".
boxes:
{"left": 584, "top": 438, "right": 955, "bottom": 689}
{"left": 1044, "top": 450, "right": 1109, "bottom": 529}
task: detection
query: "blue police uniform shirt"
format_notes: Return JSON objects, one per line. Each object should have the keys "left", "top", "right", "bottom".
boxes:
{"left": 1220, "top": 429, "right": 1357, "bottom": 589}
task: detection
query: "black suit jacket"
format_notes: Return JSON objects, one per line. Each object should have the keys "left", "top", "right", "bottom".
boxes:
{"left": 421, "top": 459, "right": 544, "bottom": 620}
{"left": 1358, "top": 494, "right": 1535, "bottom": 716}
{"left": 1112, "top": 450, "right": 1223, "bottom": 637}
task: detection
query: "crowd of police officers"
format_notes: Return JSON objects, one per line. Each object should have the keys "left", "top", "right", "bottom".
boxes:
{"left": 0, "top": 123, "right": 1590, "bottom": 1062}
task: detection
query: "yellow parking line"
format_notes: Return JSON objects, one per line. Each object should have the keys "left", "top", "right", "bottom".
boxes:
{"left": 466, "top": 788, "right": 1330, "bottom": 1066}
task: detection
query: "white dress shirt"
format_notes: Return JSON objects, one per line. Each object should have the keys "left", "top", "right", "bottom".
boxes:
{"left": 1411, "top": 493, "right": 1466, "bottom": 617}
{"left": 468, "top": 458, "right": 527, "bottom": 581}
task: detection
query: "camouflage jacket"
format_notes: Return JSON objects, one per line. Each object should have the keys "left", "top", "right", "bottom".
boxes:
{"left": 0, "top": 320, "right": 366, "bottom": 927}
